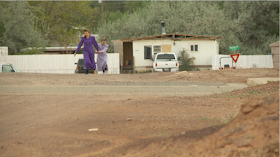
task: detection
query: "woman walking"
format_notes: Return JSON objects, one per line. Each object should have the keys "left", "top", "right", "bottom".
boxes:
{"left": 97, "top": 38, "right": 109, "bottom": 74}
{"left": 74, "top": 29, "right": 100, "bottom": 74}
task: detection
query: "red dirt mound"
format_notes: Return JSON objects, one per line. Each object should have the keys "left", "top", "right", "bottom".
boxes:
{"left": 93, "top": 87, "right": 279, "bottom": 157}
{"left": 182, "top": 91, "right": 279, "bottom": 157}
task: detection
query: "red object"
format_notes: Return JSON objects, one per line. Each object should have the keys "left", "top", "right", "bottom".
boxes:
{"left": 156, "top": 63, "right": 157, "bottom": 67}
{"left": 230, "top": 53, "right": 240, "bottom": 63}
{"left": 176, "top": 62, "right": 178, "bottom": 66}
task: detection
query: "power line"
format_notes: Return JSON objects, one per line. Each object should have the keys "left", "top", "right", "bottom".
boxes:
{"left": 94, "top": 6, "right": 147, "bottom": 11}
{"left": 102, "top": 1, "right": 145, "bottom": 4}
{"left": 102, "top": 0, "right": 103, "bottom": 28}
{"left": 93, "top": 1, "right": 146, "bottom": 7}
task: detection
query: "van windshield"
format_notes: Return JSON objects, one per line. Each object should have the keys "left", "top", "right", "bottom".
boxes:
{"left": 12, "top": 65, "right": 19, "bottom": 72}
{"left": 156, "top": 54, "right": 176, "bottom": 61}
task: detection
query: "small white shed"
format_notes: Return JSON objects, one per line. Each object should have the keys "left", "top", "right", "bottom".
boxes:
{"left": 0, "top": 47, "right": 8, "bottom": 56}
{"left": 269, "top": 41, "right": 279, "bottom": 69}
{"left": 113, "top": 33, "right": 222, "bottom": 72}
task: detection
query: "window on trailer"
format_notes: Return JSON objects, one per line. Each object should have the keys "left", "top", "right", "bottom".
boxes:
{"left": 153, "top": 45, "right": 161, "bottom": 55}
{"left": 191, "top": 44, "right": 198, "bottom": 52}
{"left": 144, "top": 46, "right": 152, "bottom": 59}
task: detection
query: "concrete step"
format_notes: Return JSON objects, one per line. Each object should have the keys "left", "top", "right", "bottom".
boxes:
{"left": 247, "top": 77, "right": 279, "bottom": 86}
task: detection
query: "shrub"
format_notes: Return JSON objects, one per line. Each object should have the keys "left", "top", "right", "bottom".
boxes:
{"left": 178, "top": 49, "right": 195, "bottom": 71}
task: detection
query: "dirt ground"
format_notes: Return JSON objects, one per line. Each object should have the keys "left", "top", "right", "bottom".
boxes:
{"left": 0, "top": 68, "right": 279, "bottom": 157}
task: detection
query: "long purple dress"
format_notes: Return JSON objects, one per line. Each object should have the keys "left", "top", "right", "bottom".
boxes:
{"left": 75, "top": 36, "right": 99, "bottom": 70}
{"left": 97, "top": 43, "right": 109, "bottom": 71}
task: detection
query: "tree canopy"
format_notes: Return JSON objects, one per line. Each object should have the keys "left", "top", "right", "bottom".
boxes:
{"left": 0, "top": 1, "right": 278, "bottom": 55}
{"left": 89, "top": 1, "right": 149, "bottom": 30}
{"left": 29, "top": 1, "right": 99, "bottom": 48}
{"left": 0, "top": 2, "right": 47, "bottom": 54}
{"left": 97, "top": 1, "right": 279, "bottom": 54}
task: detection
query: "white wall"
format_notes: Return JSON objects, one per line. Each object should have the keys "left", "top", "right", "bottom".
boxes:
{"left": 132, "top": 39, "right": 218, "bottom": 67}
{"left": 0, "top": 54, "right": 120, "bottom": 74}
{"left": 133, "top": 39, "right": 173, "bottom": 67}
{"left": 175, "top": 40, "right": 218, "bottom": 66}
{"left": 0, "top": 47, "right": 8, "bottom": 56}
{"left": 212, "top": 55, "right": 273, "bottom": 70}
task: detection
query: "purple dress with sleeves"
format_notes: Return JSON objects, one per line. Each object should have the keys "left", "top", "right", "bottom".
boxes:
{"left": 97, "top": 43, "right": 109, "bottom": 71}
{"left": 75, "top": 36, "right": 99, "bottom": 70}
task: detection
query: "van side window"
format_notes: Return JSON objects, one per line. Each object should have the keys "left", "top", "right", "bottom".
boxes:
{"left": 2, "top": 65, "right": 13, "bottom": 73}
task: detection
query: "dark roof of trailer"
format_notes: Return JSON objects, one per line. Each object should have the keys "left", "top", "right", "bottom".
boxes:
{"left": 114, "top": 33, "right": 222, "bottom": 42}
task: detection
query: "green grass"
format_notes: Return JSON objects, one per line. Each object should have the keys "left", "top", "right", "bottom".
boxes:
{"left": 221, "top": 115, "right": 236, "bottom": 124}
{"left": 156, "top": 130, "right": 171, "bottom": 136}
{"left": 240, "top": 94, "right": 248, "bottom": 98}
{"left": 267, "top": 80, "right": 276, "bottom": 83}
{"left": 138, "top": 69, "right": 153, "bottom": 74}
{"left": 247, "top": 90, "right": 260, "bottom": 95}
{"left": 227, "top": 94, "right": 238, "bottom": 98}
{"left": 211, "top": 121, "right": 218, "bottom": 127}
{"left": 196, "top": 116, "right": 236, "bottom": 127}
{"left": 197, "top": 117, "right": 211, "bottom": 121}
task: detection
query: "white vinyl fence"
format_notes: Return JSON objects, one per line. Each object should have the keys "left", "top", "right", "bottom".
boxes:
{"left": 0, "top": 54, "right": 120, "bottom": 74}
{"left": 212, "top": 55, "right": 273, "bottom": 70}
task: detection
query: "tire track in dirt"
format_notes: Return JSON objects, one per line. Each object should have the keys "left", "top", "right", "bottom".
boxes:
{"left": 0, "top": 83, "right": 247, "bottom": 96}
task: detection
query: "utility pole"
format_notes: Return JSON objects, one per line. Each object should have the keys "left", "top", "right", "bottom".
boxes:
{"left": 102, "top": 0, "right": 104, "bottom": 28}
{"left": 99, "top": 0, "right": 104, "bottom": 28}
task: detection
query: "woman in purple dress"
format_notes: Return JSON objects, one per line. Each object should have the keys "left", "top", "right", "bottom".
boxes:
{"left": 74, "top": 29, "right": 100, "bottom": 74}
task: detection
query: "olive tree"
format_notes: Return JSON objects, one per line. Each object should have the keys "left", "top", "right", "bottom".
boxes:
{"left": 0, "top": 2, "right": 47, "bottom": 54}
{"left": 97, "top": 1, "right": 279, "bottom": 54}
{"left": 97, "top": 1, "right": 229, "bottom": 53}
{"left": 178, "top": 49, "right": 195, "bottom": 71}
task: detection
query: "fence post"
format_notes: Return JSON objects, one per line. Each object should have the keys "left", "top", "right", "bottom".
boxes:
{"left": 120, "top": 56, "right": 123, "bottom": 73}
{"left": 133, "top": 56, "right": 135, "bottom": 74}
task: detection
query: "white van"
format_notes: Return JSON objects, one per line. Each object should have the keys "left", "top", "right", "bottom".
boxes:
{"left": 0, "top": 62, "right": 19, "bottom": 73}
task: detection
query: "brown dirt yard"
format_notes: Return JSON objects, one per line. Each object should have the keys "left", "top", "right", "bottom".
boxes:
{"left": 0, "top": 68, "right": 279, "bottom": 157}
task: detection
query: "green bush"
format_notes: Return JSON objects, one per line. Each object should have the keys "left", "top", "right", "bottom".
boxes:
{"left": 14, "top": 47, "right": 46, "bottom": 55}
{"left": 178, "top": 49, "right": 195, "bottom": 71}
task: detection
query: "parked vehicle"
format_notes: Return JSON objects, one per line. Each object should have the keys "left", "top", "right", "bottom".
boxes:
{"left": 75, "top": 59, "right": 95, "bottom": 74}
{"left": 0, "top": 62, "right": 19, "bottom": 73}
{"left": 153, "top": 53, "right": 179, "bottom": 72}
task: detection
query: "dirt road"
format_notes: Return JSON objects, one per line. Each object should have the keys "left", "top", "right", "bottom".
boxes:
{"left": 1, "top": 82, "right": 246, "bottom": 96}
{"left": 0, "top": 68, "right": 278, "bottom": 157}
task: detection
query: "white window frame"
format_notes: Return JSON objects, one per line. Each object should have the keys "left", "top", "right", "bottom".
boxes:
{"left": 190, "top": 43, "right": 199, "bottom": 52}
{"left": 152, "top": 45, "right": 161, "bottom": 55}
